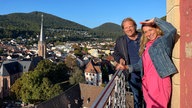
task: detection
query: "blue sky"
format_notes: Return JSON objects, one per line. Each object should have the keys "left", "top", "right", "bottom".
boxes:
{"left": 0, "top": 0, "right": 166, "bottom": 28}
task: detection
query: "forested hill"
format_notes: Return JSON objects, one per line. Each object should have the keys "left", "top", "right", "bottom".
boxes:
{"left": 0, "top": 11, "right": 90, "bottom": 31}
{"left": 0, "top": 11, "right": 123, "bottom": 42}
{"left": 93, "top": 22, "right": 122, "bottom": 32}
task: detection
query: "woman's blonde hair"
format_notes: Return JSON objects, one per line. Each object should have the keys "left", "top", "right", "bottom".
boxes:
{"left": 139, "top": 24, "right": 163, "bottom": 56}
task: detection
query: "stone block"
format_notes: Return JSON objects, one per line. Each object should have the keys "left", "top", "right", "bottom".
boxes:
{"left": 172, "top": 36, "right": 180, "bottom": 59}
{"left": 167, "top": 0, "right": 180, "bottom": 13}
{"left": 167, "top": 6, "right": 180, "bottom": 30}
{"left": 172, "top": 58, "right": 180, "bottom": 85}
{"left": 171, "top": 84, "right": 180, "bottom": 108}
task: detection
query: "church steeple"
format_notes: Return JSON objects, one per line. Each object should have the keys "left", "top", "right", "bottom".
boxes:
{"left": 38, "top": 14, "right": 46, "bottom": 59}
{"left": 40, "top": 14, "right": 43, "bottom": 42}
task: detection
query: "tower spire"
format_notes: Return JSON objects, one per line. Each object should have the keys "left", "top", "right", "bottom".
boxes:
{"left": 38, "top": 14, "right": 46, "bottom": 59}
{"left": 40, "top": 14, "right": 43, "bottom": 42}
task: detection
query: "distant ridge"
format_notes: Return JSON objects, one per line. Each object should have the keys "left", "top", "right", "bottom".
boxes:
{"left": 0, "top": 11, "right": 123, "bottom": 41}
{"left": 0, "top": 11, "right": 90, "bottom": 31}
{"left": 93, "top": 22, "right": 122, "bottom": 33}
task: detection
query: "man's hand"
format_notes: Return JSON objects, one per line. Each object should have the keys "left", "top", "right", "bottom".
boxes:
{"left": 116, "top": 63, "right": 125, "bottom": 70}
{"left": 115, "top": 64, "right": 129, "bottom": 70}
{"left": 115, "top": 58, "right": 129, "bottom": 70}
{"left": 119, "top": 58, "right": 125, "bottom": 65}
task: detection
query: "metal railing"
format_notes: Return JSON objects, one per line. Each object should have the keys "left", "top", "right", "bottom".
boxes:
{"left": 91, "top": 69, "right": 127, "bottom": 108}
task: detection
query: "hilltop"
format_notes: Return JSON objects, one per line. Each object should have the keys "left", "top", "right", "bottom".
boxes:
{"left": 0, "top": 11, "right": 123, "bottom": 43}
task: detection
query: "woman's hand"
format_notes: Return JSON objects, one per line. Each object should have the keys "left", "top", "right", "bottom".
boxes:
{"left": 140, "top": 18, "right": 155, "bottom": 25}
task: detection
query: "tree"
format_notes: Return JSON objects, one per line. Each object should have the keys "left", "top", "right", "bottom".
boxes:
{"left": 82, "top": 46, "right": 88, "bottom": 54}
{"left": 10, "top": 78, "right": 23, "bottom": 100}
{"left": 0, "top": 48, "right": 3, "bottom": 55}
{"left": 69, "top": 66, "right": 85, "bottom": 85}
{"left": 32, "top": 78, "right": 62, "bottom": 101}
{"left": 65, "top": 55, "right": 77, "bottom": 70}
{"left": 10, "top": 59, "right": 70, "bottom": 104}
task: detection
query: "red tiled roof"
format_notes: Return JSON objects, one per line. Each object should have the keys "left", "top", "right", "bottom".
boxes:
{"left": 79, "top": 83, "right": 104, "bottom": 107}
{"left": 84, "top": 61, "right": 102, "bottom": 73}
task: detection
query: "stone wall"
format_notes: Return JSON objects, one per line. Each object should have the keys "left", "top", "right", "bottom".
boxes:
{"left": 167, "top": 0, "right": 180, "bottom": 108}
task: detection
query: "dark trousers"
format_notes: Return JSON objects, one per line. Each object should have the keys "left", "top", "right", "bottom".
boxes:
{"left": 127, "top": 72, "right": 144, "bottom": 108}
